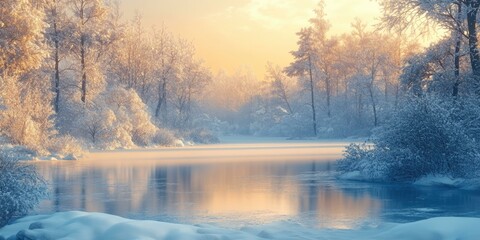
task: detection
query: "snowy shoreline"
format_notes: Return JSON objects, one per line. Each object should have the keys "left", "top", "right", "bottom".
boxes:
{"left": 338, "top": 171, "right": 480, "bottom": 190}
{"left": 1, "top": 211, "right": 479, "bottom": 240}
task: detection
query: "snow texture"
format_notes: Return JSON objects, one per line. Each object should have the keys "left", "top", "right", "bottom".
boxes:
{"left": 0, "top": 212, "right": 479, "bottom": 240}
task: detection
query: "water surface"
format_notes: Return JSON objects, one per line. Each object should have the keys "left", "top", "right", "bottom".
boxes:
{"left": 34, "top": 139, "right": 480, "bottom": 229}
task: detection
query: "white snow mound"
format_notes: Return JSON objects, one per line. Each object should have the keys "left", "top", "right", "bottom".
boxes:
{"left": 1, "top": 212, "right": 480, "bottom": 240}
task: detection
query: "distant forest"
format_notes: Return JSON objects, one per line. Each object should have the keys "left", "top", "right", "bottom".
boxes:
{"left": 2, "top": 0, "right": 480, "bottom": 157}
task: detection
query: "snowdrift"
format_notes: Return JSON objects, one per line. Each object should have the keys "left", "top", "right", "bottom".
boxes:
{"left": 1, "top": 211, "right": 480, "bottom": 240}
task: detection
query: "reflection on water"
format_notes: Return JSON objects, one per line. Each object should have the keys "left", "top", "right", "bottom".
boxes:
{"left": 34, "top": 142, "right": 480, "bottom": 229}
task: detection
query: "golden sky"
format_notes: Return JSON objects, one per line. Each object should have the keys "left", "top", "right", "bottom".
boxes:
{"left": 120, "top": 0, "right": 381, "bottom": 79}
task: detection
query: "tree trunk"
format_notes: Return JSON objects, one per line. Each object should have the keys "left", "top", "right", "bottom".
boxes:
{"left": 278, "top": 81, "right": 293, "bottom": 114}
{"left": 54, "top": 38, "right": 60, "bottom": 112}
{"left": 369, "top": 58, "right": 378, "bottom": 126}
{"left": 283, "top": 94, "right": 293, "bottom": 115}
{"left": 453, "top": 33, "right": 462, "bottom": 97}
{"left": 80, "top": 4, "right": 87, "bottom": 104}
{"left": 155, "top": 78, "right": 167, "bottom": 119}
{"left": 453, "top": 3, "right": 462, "bottom": 97}
{"left": 80, "top": 35, "right": 87, "bottom": 103}
{"left": 368, "top": 85, "right": 378, "bottom": 127}
{"left": 184, "top": 86, "right": 193, "bottom": 127}
{"left": 357, "top": 93, "right": 363, "bottom": 122}
{"left": 466, "top": 0, "right": 480, "bottom": 77}
{"left": 384, "top": 78, "right": 388, "bottom": 101}
{"left": 155, "top": 83, "right": 163, "bottom": 118}
{"left": 308, "top": 55, "right": 317, "bottom": 136}
{"left": 325, "top": 76, "right": 331, "bottom": 118}
{"left": 52, "top": 4, "right": 61, "bottom": 112}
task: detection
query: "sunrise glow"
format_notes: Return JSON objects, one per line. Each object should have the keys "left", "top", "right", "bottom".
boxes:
{"left": 120, "top": 0, "right": 381, "bottom": 77}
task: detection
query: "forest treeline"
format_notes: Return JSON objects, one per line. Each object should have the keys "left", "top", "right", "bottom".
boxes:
{"left": 2, "top": 0, "right": 480, "bottom": 157}
{"left": 1, "top": 0, "right": 217, "bottom": 155}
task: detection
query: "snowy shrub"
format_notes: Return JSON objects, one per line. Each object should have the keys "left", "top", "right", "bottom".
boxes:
{"left": 77, "top": 108, "right": 117, "bottom": 148}
{"left": 278, "top": 111, "right": 315, "bottom": 137}
{"left": 103, "top": 87, "right": 157, "bottom": 146}
{"left": 184, "top": 128, "right": 220, "bottom": 144}
{"left": 77, "top": 87, "right": 157, "bottom": 149}
{"left": 250, "top": 103, "right": 313, "bottom": 137}
{"left": 0, "top": 158, "right": 47, "bottom": 227}
{"left": 0, "top": 145, "right": 37, "bottom": 161}
{"left": 191, "top": 114, "right": 230, "bottom": 134}
{"left": 449, "top": 97, "right": 480, "bottom": 142}
{"left": 152, "top": 128, "right": 177, "bottom": 146}
{"left": 337, "top": 143, "right": 376, "bottom": 177}
{"left": 0, "top": 0, "right": 55, "bottom": 156}
{"left": 48, "top": 135, "right": 84, "bottom": 157}
{"left": 338, "top": 96, "right": 480, "bottom": 182}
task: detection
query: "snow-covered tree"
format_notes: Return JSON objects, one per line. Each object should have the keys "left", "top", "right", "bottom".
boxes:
{"left": 340, "top": 21, "right": 399, "bottom": 127}
{"left": 0, "top": 0, "right": 46, "bottom": 76}
{"left": 309, "top": 2, "right": 338, "bottom": 119}
{"left": 109, "top": 14, "right": 153, "bottom": 100}
{"left": 401, "top": 39, "right": 457, "bottom": 96}
{"left": 380, "top": 0, "right": 480, "bottom": 80}
{"left": 170, "top": 42, "right": 211, "bottom": 129}
{"left": 286, "top": 1, "right": 339, "bottom": 136}
{"left": 68, "top": 0, "right": 117, "bottom": 105}
{"left": 151, "top": 26, "right": 179, "bottom": 122}
{"left": 0, "top": 0, "right": 56, "bottom": 153}
{"left": 286, "top": 27, "right": 319, "bottom": 136}
{"left": 44, "top": 0, "right": 69, "bottom": 113}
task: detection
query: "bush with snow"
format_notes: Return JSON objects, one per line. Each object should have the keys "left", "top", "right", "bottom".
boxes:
{"left": 0, "top": 157, "right": 47, "bottom": 228}
{"left": 191, "top": 114, "right": 230, "bottom": 135}
{"left": 183, "top": 128, "right": 220, "bottom": 144}
{"left": 47, "top": 135, "right": 84, "bottom": 158}
{"left": 151, "top": 128, "right": 177, "bottom": 146}
{"left": 77, "top": 87, "right": 157, "bottom": 149}
{"left": 249, "top": 103, "right": 313, "bottom": 137}
{"left": 0, "top": 145, "right": 37, "bottom": 161}
{"left": 337, "top": 96, "right": 480, "bottom": 182}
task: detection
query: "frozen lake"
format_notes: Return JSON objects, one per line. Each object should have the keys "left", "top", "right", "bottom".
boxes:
{"left": 34, "top": 137, "right": 480, "bottom": 229}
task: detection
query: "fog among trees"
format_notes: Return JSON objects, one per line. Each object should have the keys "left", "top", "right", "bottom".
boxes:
{"left": 1, "top": 0, "right": 480, "bottom": 157}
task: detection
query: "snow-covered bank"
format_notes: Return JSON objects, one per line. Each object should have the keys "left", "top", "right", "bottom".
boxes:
{"left": 1, "top": 212, "right": 480, "bottom": 240}
{"left": 413, "top": 175, "right": 480, "bottom": 190}
{"left": 0, "top": 142, "right": 83, "bottom": 162}
{"left": 12, "top": 136, "right": 351, "bottom": 162}
{"left": 338, "top": 172, "right": 480, "bottom": 190}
